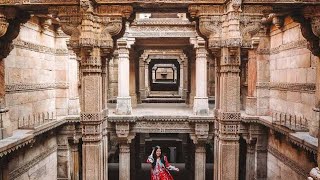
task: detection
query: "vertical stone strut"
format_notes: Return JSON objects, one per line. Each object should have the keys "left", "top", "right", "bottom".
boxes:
{"left": 49, "top": 2, "right": 133, "bottom": 179}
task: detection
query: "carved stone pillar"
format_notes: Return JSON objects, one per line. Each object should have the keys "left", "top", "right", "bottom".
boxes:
{"left": 168, "top": 147, "right": 177, "bottom": 163}
{"left": 246, "top": 49, "right": 257, "bottom": 115}
{"left": 108, "top": 52, "right": 118, "bottom": 101}
{"left": 116, "top": 39, "right": 133, "bottom": 115}
{"left": 116, "top": 122, "right": 135, "bottom": 180}
{"left": 256, "top": 133, "right": 268, "bottom": 180}
{"left": 179, "top": 63, "right": 184, "bottom": 97}
{"left": 102, "top": 57, "right": 108, "bottom": 114}
{"left": 193, "top": 38, "right": 209, "bottom": 115}
{"left": 139, "top": 54, "right": 147, "bottom": 101}
{"left": 80, "top": 47, "right": 104, "bottom": 180}
{"left": 129, "top": 49, "right": 137, "bottom": 107}
{"left": 182, "top": 55, "right": 188, "bottom": 100}
{"left": 190, "top": 123, "right": 210, "bottom": 180}
{"left": 195, "top": 144, "right": 206, "bottom": 180}
{"left": 70, "top": 142, "right": 80, "bottom": 180}
{"left": 57, "top": 129, "right": 71, "bottom": 180}
{"left": 119, "top": 144, "right": 130, "bottom": 180}
{"left": 215, "top": 47, "right": 241, "bottom": 180}
{"left": 245, "top": 143, "right": 256, "bottom": 180}
{"left": 145, "top": 61, "right": 150, "bottom": 97}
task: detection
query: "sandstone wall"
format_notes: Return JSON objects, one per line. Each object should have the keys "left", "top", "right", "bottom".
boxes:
{"left": 8, "top": 136, "right": 58, "bottom": 180}
{"left": 267, "top": 131, "right": 316, "bottom": 180}
{"left": 3, "top": 16, "right": 79, "bottom": 135}
{"left": 269, "top": 16, "right": 319, "bottom": 136}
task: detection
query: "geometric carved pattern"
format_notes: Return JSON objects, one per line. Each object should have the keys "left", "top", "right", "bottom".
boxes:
{"left": 80, "top": 112, "right": 102, "bottom": 123}
{"left": 218, "top": 112, "right": 241, "bottom": 121}
{"left": 220, "top": 124, "right": 239, "bottom": 134}
{"left": 133, "top": 121, "right": 191, "bottom": 133}
{"left": 269, "top": 83, "right": 316, "bottom": 93}
{"left": 269, "top": 40, "right": 308, "bottom": 55}
{"left": 6, "top": 82, "right": 69, "bottom": 93}
{"left": 13, "top": 39, "right": 68, "bottom": 56}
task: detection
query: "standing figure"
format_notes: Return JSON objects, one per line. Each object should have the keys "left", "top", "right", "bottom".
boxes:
{"left": 147, "top": 145, "right": 179, "bottom": 180}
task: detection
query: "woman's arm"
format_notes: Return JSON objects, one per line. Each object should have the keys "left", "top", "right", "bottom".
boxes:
{"left": 147, "top": 155, "right": 154, "bottom": 163}
{"left": 164, "top": 156, "right": 179, "bottom": 171}
{"left": 147, "top": 148, "right": 155, "bottom": 163}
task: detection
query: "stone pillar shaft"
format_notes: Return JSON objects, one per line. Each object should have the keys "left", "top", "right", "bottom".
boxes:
{"left": 246, "top": 49, "right": 257, "bottom": 115}
{"left": 116, "top": 47, "right": 132, "bottom": 115}
{"left": 145, "top": 63, "right": 149, "bottom": 96}
{"left": 215, "top": 47, "right": 241, "bottom": 180}
{"left": 179, "top": 65, "right": 184, "bottom": 96}
{"left": 57, "top": 134, "right": 71, "bottom": 180}
{"left": 193, "top": 47, "right": 209, "bottom": 115}
{"left": 139, "top": 60, "right": 146, "bottom": 100}
{"left": 246, "top": 144, "right": 256, "bottom": 180}
{"left": 118, "top": 48, "right": 130, "bottom": 97}
{"left": 80, "top": 47, "right": 104, "bottom": 180}
{"left": 183, "top": 62, "right": 188, "bottom": 99}
{"left": 119, "top": 144, "right": 131, "bottom": 180}
{"left": 195, "top": 145, "right": 206, "bottom": 180}
{"left": 71, "top": 143, "right": 80, "bottom": 180}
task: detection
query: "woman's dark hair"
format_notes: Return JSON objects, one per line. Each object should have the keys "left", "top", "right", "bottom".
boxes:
{"left": 152, "top": 146, "right": 165, "bottom": 169}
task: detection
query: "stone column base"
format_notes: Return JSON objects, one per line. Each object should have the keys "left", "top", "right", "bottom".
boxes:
{"left": 179, "top": 87, "right": 184, "bottom": 97}
{"left": 130, "top": 94, "right": 137, "bottom": 108}
{"left": 116, "top": 97, "right": 132, "bottom": 115}
{"left": 193, "top": 97, "right": 209, "bottom": 115}
{"left": 246, "top": 96, "right": 257, "bottom": 115}
{"left": 183, "top": 89, "right": 188, "bottom": 100}
{"left": 139, "top": 89, "right": 147, "bottom": 100}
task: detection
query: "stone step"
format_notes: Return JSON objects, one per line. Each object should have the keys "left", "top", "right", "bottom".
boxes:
{"left": 142, "top": 98, "right": 185, "bottom": 103}
{"left": 147, "top": 95, "right": 182, "bottom": 98}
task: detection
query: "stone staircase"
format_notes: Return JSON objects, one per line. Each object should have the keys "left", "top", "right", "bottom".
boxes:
{"left": 142, "top": 91, "right": 185, "bottom": 103}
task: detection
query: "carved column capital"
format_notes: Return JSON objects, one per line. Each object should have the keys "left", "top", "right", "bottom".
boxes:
{"left": 188, "top": 5, "right": 223, "bottom": 51}
{"left": 240, "top": 15, "right": 263, "bottom": 48}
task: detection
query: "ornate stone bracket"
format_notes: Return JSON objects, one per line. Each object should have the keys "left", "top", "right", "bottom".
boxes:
{"left": 0, "top": 8, "right": 30, "bottom": 59}
{"left": 190, "top": 123, "right": 210, "bottom": 144}
{"left": 115, "top": 122, "right": 135, "bottom": 143}
{"left": 291, "top": 6, "right": 320, "bottom": 56}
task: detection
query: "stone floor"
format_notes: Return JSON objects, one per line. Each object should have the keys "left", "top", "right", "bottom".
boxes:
{"left": 108, "top": 163, "right": 213, "bottom": 180}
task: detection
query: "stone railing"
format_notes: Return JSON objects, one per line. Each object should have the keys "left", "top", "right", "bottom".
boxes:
{"left": 272, "top": 112, "right": 308, "bottom": 132}
{"left": 18, "top": 112, "right": 57, "bottom": 129}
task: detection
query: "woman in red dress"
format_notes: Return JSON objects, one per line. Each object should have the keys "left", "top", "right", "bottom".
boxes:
{"left": 147, "top": 146, "right": 179, "bottom": 180}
